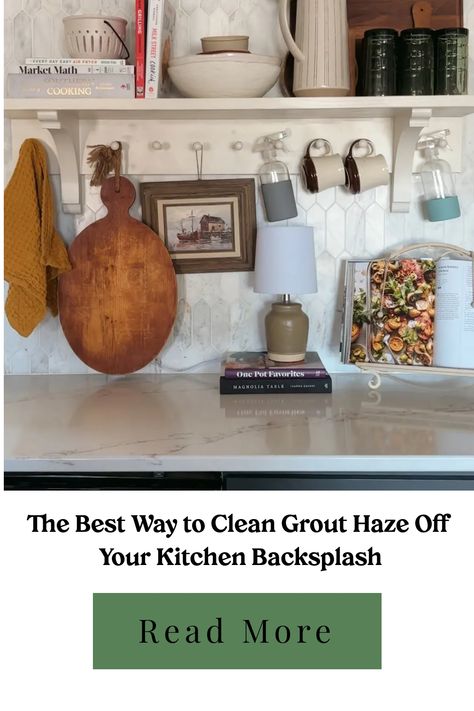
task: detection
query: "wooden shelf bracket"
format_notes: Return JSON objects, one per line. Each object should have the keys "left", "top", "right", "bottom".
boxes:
{"left": 37, "top": 110, "right": 81, "bottom": 214}
{"left": 391, "top": 107, "right": 433, "bottom": 213}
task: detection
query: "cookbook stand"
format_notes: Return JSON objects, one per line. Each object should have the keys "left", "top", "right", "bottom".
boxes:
{"left": 356, "top": 242, "right": 474, "bottom": 390}
{"left": 356, "top": 362, "right": 474, "bottom": 390}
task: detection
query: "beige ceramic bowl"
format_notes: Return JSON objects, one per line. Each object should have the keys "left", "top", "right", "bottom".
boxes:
{"left": 168, "top": 52, "right": 281, "bottom": 98}
{"left": 201, "top": 35, "right": 249, "bottom": 53}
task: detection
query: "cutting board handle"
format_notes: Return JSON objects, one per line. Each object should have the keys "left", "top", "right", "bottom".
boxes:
{"left": 412, "top": 1, "right": 433, "bottom": 28}
{"left": 100, "top": 176, "right": 136, "bottom": 215}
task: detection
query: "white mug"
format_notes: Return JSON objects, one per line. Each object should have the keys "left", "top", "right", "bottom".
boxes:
{"left": 301, "top": 139, "right": 346, "bottom": 193}
{"left": 345, "top": 139, "right": 390, "bottom": 194}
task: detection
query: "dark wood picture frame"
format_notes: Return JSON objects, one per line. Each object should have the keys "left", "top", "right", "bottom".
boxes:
{"left": 140, "top": 179, "right": 257, "bottom": 274}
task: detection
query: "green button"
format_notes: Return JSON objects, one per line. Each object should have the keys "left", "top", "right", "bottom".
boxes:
{"left": 93, "top": 593, "right": 381, "bottom": 669}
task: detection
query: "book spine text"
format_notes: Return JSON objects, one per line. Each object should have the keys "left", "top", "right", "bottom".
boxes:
{"left": 7, "top": 74, "right": 135, "bottom": 98}
{"left": 25, "top": 58, "right": 126, "bottom": 65}
{"left": 220, "top": 378, "right": 333, "bottom": 395}
{"left": 224, "top": 369, "right": 328, "bottom": 379}
{"left": 135, "top": 0, "right": 146, "bottom": 98}
{"left": 17, "top": 65, "right": 134, "bottom": 75}
{"left": 145, "top": 0, "right": 163, "bottom": 98}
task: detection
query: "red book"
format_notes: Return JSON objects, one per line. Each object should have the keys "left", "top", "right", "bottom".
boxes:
{"left": 135, "top": 0, "right": 146, "bottom": 98}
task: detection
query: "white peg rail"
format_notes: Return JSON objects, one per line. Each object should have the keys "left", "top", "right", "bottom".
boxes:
{"left": 5, "top": 96, "right": 474, "bottom": 214}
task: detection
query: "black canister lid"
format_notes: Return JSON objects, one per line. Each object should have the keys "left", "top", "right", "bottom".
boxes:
{"left": 364, "top": 28, "right": 399, "bottom": 38}
{"left": 400, "top": 28, "right": 434, "bottom": 37}
{"left": 435, "top": 27, "right": 469, "bottom": 36}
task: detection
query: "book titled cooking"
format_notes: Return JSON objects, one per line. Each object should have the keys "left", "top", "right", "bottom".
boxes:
{"left": 7, "top": 73, "right": 134, "bottom": 98}
{"left": 342, "top": 258, "right": 474, "bottom": 369}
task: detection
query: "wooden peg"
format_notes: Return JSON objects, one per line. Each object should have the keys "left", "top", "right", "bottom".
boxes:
{"left": 412, "top": 1, "right": 433, "bottom": 28}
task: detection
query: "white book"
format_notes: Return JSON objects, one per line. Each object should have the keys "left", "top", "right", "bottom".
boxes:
{"left": 145, "top": 0, "right": 163, "bottom": 99}
{"left": 25, "top": 57, "right": 126, "bottom": 65}
{"left": 7, "top": 73, "right": 135, "bottom": 98}
{"left": 145, "top": 0, "right": 176, "bottom": 98}
{"left": 433, "top": 260, "right": 474, "bottom": 369}
{"left": 17, "top": 64, "right": 134, "bottom": 75}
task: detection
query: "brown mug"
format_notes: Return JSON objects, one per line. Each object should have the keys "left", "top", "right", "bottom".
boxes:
{"left": 345, "top": 139, "right": 390, "bottom": 194}
{"left": 301, "top": 139, "right": 346, "bottom": 194}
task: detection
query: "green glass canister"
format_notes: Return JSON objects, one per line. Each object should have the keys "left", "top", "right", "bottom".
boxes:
{"left": 361, "top": 28, "right": 398, "bottom": 96}
{"left": 398, "top": 28, "right": 435, "bottom": 95}
{"left": 435, "top": 28, "right": 469, "bottom": 95}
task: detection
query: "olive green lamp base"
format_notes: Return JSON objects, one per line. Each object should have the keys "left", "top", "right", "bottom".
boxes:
{"left": 265, "top": 302, "right": 309, "bottom": 363}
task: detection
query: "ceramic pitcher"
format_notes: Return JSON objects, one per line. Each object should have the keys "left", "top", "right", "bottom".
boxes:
{"left": 279, "top": 0, "right": 350, "bottom": 96}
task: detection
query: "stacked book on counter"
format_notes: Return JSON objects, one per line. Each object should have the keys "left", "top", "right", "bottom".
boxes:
{"left": 220, "top": 352, "right": 333, "bottom": 395}
{"left": 7, "top": 0, "right": 176, "bottom": 99}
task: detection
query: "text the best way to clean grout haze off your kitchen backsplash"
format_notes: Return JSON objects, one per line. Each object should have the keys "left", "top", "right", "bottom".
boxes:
{"left": 4, "top": 0, "right": 474, "bottom": 375}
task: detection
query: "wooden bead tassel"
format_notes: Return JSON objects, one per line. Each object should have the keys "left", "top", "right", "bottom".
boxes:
{"left": 87, "top": 141, "right": 123, "bottom": 192}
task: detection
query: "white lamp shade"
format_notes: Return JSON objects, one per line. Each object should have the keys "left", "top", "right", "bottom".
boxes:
{"left": 254, "top": 226, "right": 318, "bottom": 295}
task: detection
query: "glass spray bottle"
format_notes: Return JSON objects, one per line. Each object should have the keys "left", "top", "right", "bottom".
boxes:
{"left": 417, "top": 130, "right": 461, "bottom": 222}
{"left": 257, "top": 130, "right": 298, "bottom": 223}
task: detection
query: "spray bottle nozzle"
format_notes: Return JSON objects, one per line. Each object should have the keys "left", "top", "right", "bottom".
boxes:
{"left": 417, "top": 129, "right": 452, "bottom": 153}
{"left": 254, "top": 129, "right": 291, "bottom": 158}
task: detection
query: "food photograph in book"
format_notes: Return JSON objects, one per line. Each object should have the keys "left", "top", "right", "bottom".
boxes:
{"left": 348, "top": 259, "right": 437, "bottom": 367}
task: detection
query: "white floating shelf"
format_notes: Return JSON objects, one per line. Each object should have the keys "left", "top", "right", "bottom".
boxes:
{"left": 5, "top": 95, "right": 474, "bottom": 120}
{"left": 5, "top": 96, "right": 474, "bottom": 213}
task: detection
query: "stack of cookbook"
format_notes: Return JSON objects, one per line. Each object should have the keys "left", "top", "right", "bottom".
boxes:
{"left": 7, "top": 58, "right": 135, "bottom": 98}
{"left": 220, "top": 352, "right": 333, "bottom": 395}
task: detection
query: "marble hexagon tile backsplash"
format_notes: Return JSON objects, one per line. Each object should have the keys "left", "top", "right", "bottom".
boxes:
{"left": 4, "top": 0, "right": 474, "bottom": 375}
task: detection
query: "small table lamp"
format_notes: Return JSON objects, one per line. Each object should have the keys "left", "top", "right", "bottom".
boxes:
{"left": 255, "top": 225, "right": 317, "bottom": 362}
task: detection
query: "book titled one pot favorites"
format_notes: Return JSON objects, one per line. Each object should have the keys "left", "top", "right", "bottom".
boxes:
{"left": 220, "top": 352, "right": 332, "bottom": 395}
{"left": 222, "top": 351, "right": 329, "bottom": 378}
{"left": 342, "top": 258, "right": 474, "bottom": 369}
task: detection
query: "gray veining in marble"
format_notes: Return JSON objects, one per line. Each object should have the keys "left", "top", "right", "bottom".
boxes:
{"left": 5, "top": 374, "right": 474, "bottom": 472}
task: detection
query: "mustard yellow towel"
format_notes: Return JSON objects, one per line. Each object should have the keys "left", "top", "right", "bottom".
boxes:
{"left": 4, "top": 138, "right": 72, "bottom": 337}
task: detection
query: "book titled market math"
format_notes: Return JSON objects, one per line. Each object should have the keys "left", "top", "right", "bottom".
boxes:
{"left": 17, "top": 64, "right": 134, "bottom": 75}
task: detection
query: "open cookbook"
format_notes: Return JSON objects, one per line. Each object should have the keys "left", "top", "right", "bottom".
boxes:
{"left": 342, "top": 258, "right": 474, "bottom": 370}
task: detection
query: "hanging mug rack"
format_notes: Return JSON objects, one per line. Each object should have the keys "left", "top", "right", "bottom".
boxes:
{"left": 7, "top": 106, "right": 469, "bottom": 213}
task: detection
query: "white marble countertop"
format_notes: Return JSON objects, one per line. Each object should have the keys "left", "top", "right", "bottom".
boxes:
{"left": 4, "top": 374, "right": 474, "bottom": 473}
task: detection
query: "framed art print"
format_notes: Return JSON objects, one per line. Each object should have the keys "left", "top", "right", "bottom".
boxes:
{"left": 140, "top": 179, "right": 257, "bottom": 274}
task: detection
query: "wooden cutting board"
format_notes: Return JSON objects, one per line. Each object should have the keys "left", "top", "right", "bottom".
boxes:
{"left": 347, "top": 0, "right": 463, "bottom": 28}
{"left": 59, "top": 177, "right": 177, "bottom": 375}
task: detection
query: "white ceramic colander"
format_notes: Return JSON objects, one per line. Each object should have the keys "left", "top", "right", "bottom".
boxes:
{"left": 63, "top": 15, "right": 128, "bottom": 60}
